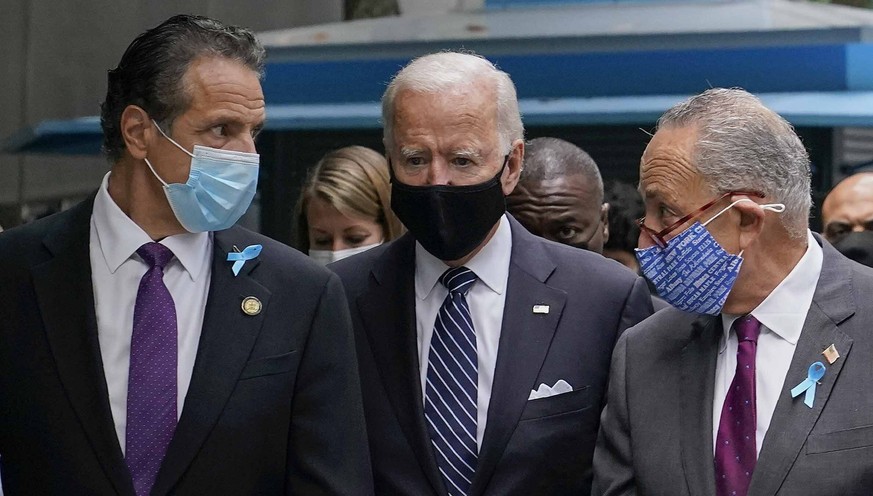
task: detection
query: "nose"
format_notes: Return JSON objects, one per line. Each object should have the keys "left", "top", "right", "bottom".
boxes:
{"left": 239, "top": 134, "right": 258, "bottom": 154}
{"left": 637, "top": 230, "right": 655, "bottom": 250}
{"left": 426, "top": 160, "right": 452, "bottom": 185}
{"left": 331, "top": 239, "right": 347, "bottom": 252}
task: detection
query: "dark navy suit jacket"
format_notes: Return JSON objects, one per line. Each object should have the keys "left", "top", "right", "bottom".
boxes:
{"left": 331, "top": 216, "right": 653, "bottom": 496}
{"left": 0, "top": 197, "right": 372, "bottom": 495}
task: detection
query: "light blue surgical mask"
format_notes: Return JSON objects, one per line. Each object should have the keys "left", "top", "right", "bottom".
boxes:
{"left": 635, "top": 199, "right": 785, "bottom": 315}
{"left": 145, "top": 120, "right": 259, "bottom": 233}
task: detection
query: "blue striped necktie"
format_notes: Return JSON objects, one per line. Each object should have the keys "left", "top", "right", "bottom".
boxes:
{"left": 425, "top": 266, "right": 479, "bottom": 496}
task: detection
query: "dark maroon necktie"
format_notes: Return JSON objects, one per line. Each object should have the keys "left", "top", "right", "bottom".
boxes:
{"left": 126, "top": 242, "right": 178, "bottom": 496}
{"left": 714, "top": 315, "right": 761, "bottom": 496}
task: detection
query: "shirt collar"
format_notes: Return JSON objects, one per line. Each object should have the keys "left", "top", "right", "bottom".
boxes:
{"left": 720, "top": 229, "right": 823, "bottom": 349}
{"left": 92, "top": 172, "right": 212, "bottom": 281}
{"left": 415, "top": 214, "right": 512, "bottom": 300}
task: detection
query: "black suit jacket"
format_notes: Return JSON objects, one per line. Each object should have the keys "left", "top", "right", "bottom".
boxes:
{"left": 330, "top": 216, "right": 653, "bottom": 496}
{"left": 0, "top": 197, "right": 372, "bottom": 495}
{"left": 593, "top": 236, "right": 873, "bottom": 495}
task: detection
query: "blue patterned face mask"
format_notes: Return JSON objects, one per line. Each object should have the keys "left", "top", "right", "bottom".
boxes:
{"left": 635, "top": 199, "right": 785, "bottom": 315}
{"left": 145, "top": 120, "right": 259, "bottom": 233}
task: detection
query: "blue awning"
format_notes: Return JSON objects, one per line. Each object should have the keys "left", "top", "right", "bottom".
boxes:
{"left": 10, "top": 90, "right": 873, "bottom": 155}
{"left": 7, "top": 0, "right": 873, "bottom": 155}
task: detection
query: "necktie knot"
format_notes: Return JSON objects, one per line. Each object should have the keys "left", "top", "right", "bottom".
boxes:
{"left": 137, "top": 242, "right": 174, "bottom": 270}
{"left": 439, "top": 266, "right": 478, "bottom": 295}
{"left": 734, "top": 315, "right": 761, "bottom": 343}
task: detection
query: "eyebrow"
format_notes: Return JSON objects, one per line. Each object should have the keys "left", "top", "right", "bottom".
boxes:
{"left": 451, "top": 148, "right": 484, "bottom": 161}
{"left": 399, "top": 147, "right": 428, "bottom": 159}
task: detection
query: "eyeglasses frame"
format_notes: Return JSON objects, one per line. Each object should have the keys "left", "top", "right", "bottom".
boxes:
{"left": 637, "top": 190, "right": 765, "bottom": 249}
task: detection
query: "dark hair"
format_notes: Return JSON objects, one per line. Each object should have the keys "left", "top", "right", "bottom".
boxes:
{"left": 100, "top": 14, "right": 265, "bottom": 162}
{"left": 603, "top": 180, "right": 644, "bottom": 253}
{"left": 521, "top": 137, "right": 603, "bottom": 204}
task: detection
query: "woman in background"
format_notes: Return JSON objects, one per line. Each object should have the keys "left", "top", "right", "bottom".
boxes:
{"left": 295, "top": 145, "right": 403, "bottom": 265}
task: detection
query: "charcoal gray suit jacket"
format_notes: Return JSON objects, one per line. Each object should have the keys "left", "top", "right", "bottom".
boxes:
{"left": 593, "top": 235, "right": 873, "bottom": 496}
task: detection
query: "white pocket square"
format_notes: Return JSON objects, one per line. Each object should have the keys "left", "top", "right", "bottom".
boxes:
{"left": 528, "top": 379, "right": 573, "bottom": 400}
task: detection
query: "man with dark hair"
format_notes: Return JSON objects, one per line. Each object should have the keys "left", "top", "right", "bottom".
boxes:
{"left": 602, "top": 180, "right": 645, "bottom": 272}
{"left": 507, "top": 137, "right": 609, "bottom": 253}
{"left": 0, "top": 15, "right": 371, "bottom": 495}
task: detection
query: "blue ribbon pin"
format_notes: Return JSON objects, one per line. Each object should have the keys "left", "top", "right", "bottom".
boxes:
{"left": 226, "top": 244, "right": 262, "bottom": 276}
{"left": 790, "top": 361, "right": 826, "bottom": 408}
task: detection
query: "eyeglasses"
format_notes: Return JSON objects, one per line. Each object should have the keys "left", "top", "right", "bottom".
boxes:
{"left": 637, "top": 190, "right": 764, "bottom": 249}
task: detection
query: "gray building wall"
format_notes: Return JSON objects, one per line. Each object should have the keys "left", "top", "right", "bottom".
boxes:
{"left": 0, "top": 0, "right": 343, "bottom": 227}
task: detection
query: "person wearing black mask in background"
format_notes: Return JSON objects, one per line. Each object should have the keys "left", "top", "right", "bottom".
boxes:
{"left": 506, "top": 137, "right": 609, "bottom": 253}
{"left": 330, "top": 51, "right": 653, "bottom": 496}
{"left": 822, "top": 171, "right": 873, "bottom": 267}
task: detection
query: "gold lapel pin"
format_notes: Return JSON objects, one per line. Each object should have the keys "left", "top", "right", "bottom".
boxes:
{"left": 532, "top": 304, "right": 550, "bottom": 314}
{"left": 822, "top": 344, "right": 840, "bottom": 365}
{"left": 241, "top": 296, "right": 262, "bottom": 316}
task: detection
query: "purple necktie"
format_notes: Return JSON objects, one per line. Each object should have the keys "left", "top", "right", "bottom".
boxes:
{"left": 126, "top": 242, "right": 178, "bottom": 496}
{"left": 714, "top": 315, "right": 761, "bottom": 496}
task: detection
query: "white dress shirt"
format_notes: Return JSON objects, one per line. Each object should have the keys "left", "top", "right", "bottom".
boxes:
{"left": 713, "top": 230, "right": 823, "bottom": 456}
{"left": 416, "top": 214, "right": 512, "bottom": 449}
{"left": 90, "top": 172, "right": 212, "bottom": 454}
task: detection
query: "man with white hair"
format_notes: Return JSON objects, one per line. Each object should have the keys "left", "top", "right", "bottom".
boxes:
{"left": 331, "top": 51, "right": 653, "bottom": 495}
{"left": 594, "top": 88, "right": 873, "bottom": 495}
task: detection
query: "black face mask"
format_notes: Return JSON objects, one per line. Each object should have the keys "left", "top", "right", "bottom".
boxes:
{"left": 833, "top": 230, "right": 873, "bottom": 268}
{"left": 391, "top": 157, "right": 508, "bottom": 261}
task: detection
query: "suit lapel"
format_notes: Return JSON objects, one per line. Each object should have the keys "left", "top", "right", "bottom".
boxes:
{"left": 357, "top": 235, "right": 446, "bottom": 495}
{"left": 152, "top": 228, "right": 270, "bottom": 495}
{"left": 469, "top": 219, "right": 566, "bottom": 496}
{"left": 33, "top": 197, "right": 136, "bottom": 496}
{"left": 679, "top": 316, "right": 720, "bottom": 496}
{"left": 749, "top": 241, "right": 855, "bottom": 496}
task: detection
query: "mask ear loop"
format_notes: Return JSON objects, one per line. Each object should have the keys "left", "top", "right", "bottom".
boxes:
{"left": 146, "top": 119, "right": 197, "bottom": 187}
{"left": 702, "top": 198, "right": 787, "bottom": 257}
{"left": 151, "top": 119, "right": 196, "bottom": 158}
{"left": 144, "top": 157, "right": 170, "bottom": 187}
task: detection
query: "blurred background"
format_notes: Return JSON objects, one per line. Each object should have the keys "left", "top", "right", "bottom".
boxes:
{"left": 4, "top": 0, "right": 873, "bottom": 244}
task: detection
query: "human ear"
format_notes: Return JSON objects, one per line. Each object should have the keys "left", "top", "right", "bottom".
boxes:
{"left": 501, "top": 139, "right": 525, "bottom": 195}
{"left": 732, "top": 197, "right": 765, "bottom": 252}
{"left": 601, "top": 202, "right": 610, "bottom": 244}
{"left": 120, "top": 105, "right": 152, "bottom": 160}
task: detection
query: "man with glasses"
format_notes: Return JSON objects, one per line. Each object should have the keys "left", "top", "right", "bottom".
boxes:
{"left": 822, "top": 171, "right": 873, "bottom": 267}
{"left": 331, "top": 51, "right": 653, "bottom": 496}
{"left": 594, "top": 88, "right": 873, "bottom": 495}
{"left": 507, "top": 137, "right": 609, "bottom": 253}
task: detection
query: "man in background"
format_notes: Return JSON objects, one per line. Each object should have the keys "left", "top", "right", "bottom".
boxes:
{"left": 602, "top": 180, "right": 645, "bottom": 272}
{"left": 507, "top": 137, "right": 608, "bottom": 253}
{"left": 822, "top": 171, "right": 873, "bottom": 267}
{"left": 0, "top": 15, "right": 370, "bottom": 495}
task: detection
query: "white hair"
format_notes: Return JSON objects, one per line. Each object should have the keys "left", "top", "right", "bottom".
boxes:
{"left": 381, "top": 51, "right": 524, "bottom": 153}
{"left": 657, "top": 88, "right": 812, "bottom": 239}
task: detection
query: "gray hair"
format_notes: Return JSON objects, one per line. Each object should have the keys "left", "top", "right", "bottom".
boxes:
{"left": 381, "top": 51, "right": 524, "bottom": 153}
{"left": 657, "top": 88, "right": 811, "bottom": 239}
{"left": 522, "top": 137, "right": 603, "bottom": 204}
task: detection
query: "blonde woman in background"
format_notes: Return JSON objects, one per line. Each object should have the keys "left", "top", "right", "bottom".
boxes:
{"left": 296, "top": 145, "right": 404, "bottom": 264}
